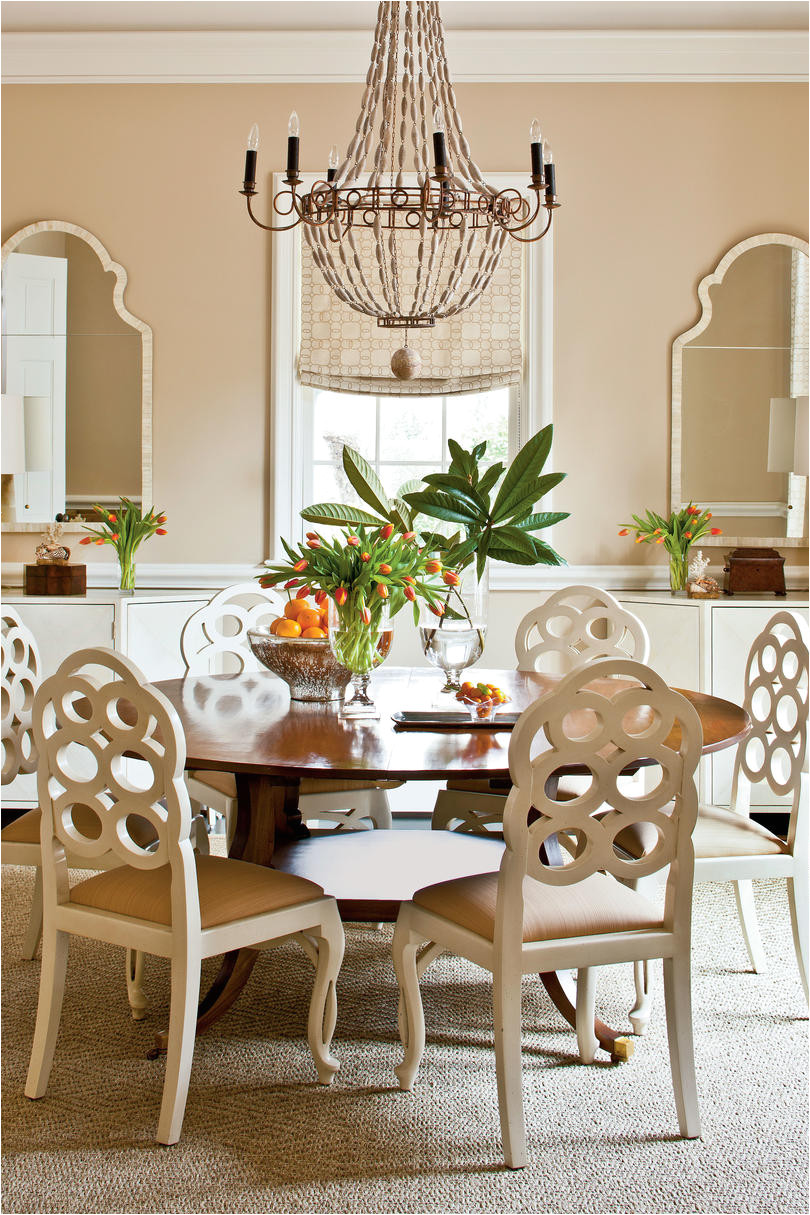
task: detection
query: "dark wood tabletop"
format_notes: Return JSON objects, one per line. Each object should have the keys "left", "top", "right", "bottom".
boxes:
{"left": 156, "top": 666, "right": 751, "bottom": 781}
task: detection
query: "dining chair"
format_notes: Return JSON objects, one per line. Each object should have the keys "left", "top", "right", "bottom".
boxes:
{"left": 25, "top": 646, "right": 344, "bottom": 1145}
{"left": 432, "top": 585, "right": 650, "bottom": 835}
{"left": 628, "top": 610, "right": 808, "bottom": 1035}
{"left": 0, "top": 607, "right": 209, "bottom": 1021}
{"left": 180, "top": 583, "right": 399, "bottom": 844}
{"left": 393, "top": 657, "right": 703, "bottom": 1169}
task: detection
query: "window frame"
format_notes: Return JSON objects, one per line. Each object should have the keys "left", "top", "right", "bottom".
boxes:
{"left": 270, "top": 171, "right": 554, "bottom": 555}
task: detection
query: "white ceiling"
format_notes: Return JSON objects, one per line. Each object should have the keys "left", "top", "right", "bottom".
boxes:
{"left": 3, "top": 1, "right": 808, "bottom": 32}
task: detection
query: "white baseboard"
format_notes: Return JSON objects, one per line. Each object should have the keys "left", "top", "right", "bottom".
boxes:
{"left": 2, "top": 560, "right": 806, "bottom": 592}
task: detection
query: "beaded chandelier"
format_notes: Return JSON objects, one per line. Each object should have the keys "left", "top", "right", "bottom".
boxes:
{"left": 240, "top": 1, "right": 560, "bottom": 377}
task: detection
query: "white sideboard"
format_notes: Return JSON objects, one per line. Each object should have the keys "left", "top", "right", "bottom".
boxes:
{"left": 619, "top": 591, "right": 809, "bottom": 809}
{"left": 2, "top": 588, "right": 208, "bottom": 807}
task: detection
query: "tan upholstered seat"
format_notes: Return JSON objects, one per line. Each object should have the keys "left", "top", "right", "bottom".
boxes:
{"left": 1, "top": 806, "right": 158, "bottom": 849}
{"left": 413, "top": 870, "right": 662, "bottom": 944}
{"left": 70, "top": 854, "right": 324, "bottom": 929}
{"left": 693, "top": 806, "right": 788, "bottom": 859}
{"left": 189, "top": 770, "right": 400, "bottom": 798}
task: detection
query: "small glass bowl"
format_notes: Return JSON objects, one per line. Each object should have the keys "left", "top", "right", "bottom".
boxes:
{"left": 457, "top": 692, "right": 512, "bottom": 723}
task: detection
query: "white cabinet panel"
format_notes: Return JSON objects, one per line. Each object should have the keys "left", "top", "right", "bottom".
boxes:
{"left": 623, "top": 601, "right": 701, "bottom": 690}
{"left": 124, "top": 599, "right": 206, "bottom": 680}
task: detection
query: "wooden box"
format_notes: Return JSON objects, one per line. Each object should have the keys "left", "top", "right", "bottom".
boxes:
{"left": 24, "top": 564, "right": 87, "bottom": 596}
{"left": 723, "top": 548, "right": 786, "bottom": 596}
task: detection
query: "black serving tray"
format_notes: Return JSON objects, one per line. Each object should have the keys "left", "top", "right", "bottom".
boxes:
{"left": 391, "top": 710, "right": 519, "bottom": 731}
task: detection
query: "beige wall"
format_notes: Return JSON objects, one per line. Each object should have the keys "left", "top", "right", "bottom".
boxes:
{"left": 2, "top": 82, "right": 807, "bottom": 572}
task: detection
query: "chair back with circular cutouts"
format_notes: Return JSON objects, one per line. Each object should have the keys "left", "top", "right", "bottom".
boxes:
{"left": 738, "top": 612, "right": 808, "bottom": 812}
{"left": 2, "top": 608, "right": 42, "bottom": 784}
{"left": 33, "top": 648, "right": 194, "bottom": 890}
{"left": 498, "top": 658, "right": 702, "bottom": 941}
{"left": 514, "top": 585, "right": 650, "bottom": 674}
{"left": 181, "top": 583, "right": 282, "bottom": 675}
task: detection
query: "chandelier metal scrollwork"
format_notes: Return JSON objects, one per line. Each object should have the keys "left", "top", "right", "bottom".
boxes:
{"left": 240, "top": 0, "right": 560, "bottom": 377}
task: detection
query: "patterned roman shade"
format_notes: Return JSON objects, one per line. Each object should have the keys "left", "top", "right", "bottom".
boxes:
{"left": 298, "top": 228, "right": 523, "bottom": 396}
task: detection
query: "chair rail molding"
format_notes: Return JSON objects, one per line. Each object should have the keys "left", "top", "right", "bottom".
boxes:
{"left": 2, "top": 29, "right": 807, "bottom": 85}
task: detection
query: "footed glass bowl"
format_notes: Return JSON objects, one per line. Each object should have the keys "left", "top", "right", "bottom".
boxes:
{"left": 247, "top": 628, "right": 352, "bottom": 703}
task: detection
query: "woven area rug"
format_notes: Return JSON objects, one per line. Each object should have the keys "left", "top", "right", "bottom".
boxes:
{"left": 1, "top": 858, "right": 807, "bottom": 1215}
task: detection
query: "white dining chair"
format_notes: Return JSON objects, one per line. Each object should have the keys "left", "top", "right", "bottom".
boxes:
{"left": 393, "top": 657, "right": 703, "bottom": 1169}
{"left": 25, "top": 646, "right": 344, "bottom": 1145}
{"left": 432, "top": 585, "right": 650, "bottom": 834}
{"left": 180, "top": 583, "right": 398, "bottom": 844}
{"left": 628, "top": 610, "right": 808, "bottom": 1035}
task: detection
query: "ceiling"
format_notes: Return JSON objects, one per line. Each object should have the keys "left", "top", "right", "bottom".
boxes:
{"left": 3, "top": 1, "right": 808, "bottom": 33}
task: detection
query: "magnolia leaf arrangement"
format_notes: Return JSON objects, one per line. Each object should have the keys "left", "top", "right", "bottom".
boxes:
{"left": 301, "top": 425, "right": 569, "bottom": 582}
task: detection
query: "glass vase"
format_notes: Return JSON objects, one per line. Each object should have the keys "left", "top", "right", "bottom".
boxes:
{"left": 327, "top": 595, "right": 393, "bottom": 719}
{"left": 669, "top": 552, "right": 688, "bottom": 595}
{"left": 418, "top": 561, "right": 489, "bottom": 695}
{"left": 118, "top": 552, "right": 137, "bottom": 593}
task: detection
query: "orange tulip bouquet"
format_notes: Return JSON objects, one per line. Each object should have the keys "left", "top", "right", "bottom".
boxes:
{"left": 80, "top": 497, "right": 167, "bottom": 591}
{"left": 619, "top": 504, "right": 722, "bottom": 592}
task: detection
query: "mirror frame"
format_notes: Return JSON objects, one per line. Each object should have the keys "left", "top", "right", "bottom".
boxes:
{"left": 1, "top": 219, "right": 152, "bottom": 530}
{"left": 671, "top": 231, "right": 809, "bottom": 548}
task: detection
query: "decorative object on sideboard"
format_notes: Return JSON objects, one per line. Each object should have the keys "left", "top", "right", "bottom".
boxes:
{"left": 686, "top": 550, "right": 722, "bottom": 599}
{"left": 79, "top": 497, "right": 167, "bottom": 592}
{"left": 619, "top": 504, "right": 722, "bottom": 595}
{"left": 239, "top": 0, "right": 560, "bottom": 376}
{"left": 723, "top": 548, "right": 787, "bottom": 596}
{"left": 34, "top": 522, "right": 70, "bottom": 564}
{"left": 23, "top": 563, "right": 87, "bottom": 596}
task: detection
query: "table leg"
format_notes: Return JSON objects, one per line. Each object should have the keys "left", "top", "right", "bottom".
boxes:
{"left": 149, "top": 774, "right": 304, "bottom": 1055}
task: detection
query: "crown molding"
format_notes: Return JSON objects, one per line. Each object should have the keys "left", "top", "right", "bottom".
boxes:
{"left": 2, "top": 29, "right": 807, "bottom": 84}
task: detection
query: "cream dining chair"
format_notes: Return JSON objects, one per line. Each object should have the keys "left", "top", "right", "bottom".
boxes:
{"left": 628, "top": 610, "right": 808, "bottom": 1035}
{"left": 432, "top": 585, "right": 650, "bottom": 835}
{"left": 180, "top": 583, "right": 398, "bottom": 843}
{"left": 393, "top": 657, "right": 703, "bottom": 1169}
{"left": 25, "top": 646, "right": 344, "bottom": 1145}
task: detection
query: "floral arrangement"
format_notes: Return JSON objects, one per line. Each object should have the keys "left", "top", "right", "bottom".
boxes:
{"left": 80, "top": 497, "right": 167, "bottom": 590}
{"left": 619, "top": 504, "right": 721, "bottom": 591}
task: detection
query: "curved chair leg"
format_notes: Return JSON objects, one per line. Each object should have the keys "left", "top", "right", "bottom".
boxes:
{"left": 307, "top": 907, "right": 344, "bottom": 1084}
{"left": 21, "top": 867, "right": 44, "bottom": 961}
{"left": 25, "top": 927, "right": 70, "bottom": 1099}
{"left": 787, "top": 871, "right": 809, "bottom": 1001}
{"left": 126, "top": 948, "right": 149, "bottom": 1020}
{"left": 733, "top": 879, "right": 767, "bottom": 973}
{"left": 575, "top": 967, "right": 599, "bottom": 1063}
{"left": 629, "top": 958, "right": 654, "bottom": 1036}
{"left": 368, "top": 789, "right": 393, "bottom": 830}
{"left": 662, "top": 952, "right": 701, "bottom": 1139}
{"left": 392, "top": 914, "right": 427, "bottom": 1092}
{"left": 493, "top": 957, "right": 527, "bottom": 1169}
{"left": 156, "top": 945, "right": 201, "bottom": 1145}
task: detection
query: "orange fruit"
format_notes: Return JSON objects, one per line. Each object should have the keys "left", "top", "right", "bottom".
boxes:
{"left": 284, "top": 597, "right": 310, "bottom": 620}
{"left": 269, "top": 617, "right": 284, "bottom": 635}
{"left": 275, "top": 618, "right": 302, "bottom": 637}
{"left": 301, "top": 626, "right": 328, "bottom": 639}
{"left": 296, "top": 608, "right": 321, "bottom": 631}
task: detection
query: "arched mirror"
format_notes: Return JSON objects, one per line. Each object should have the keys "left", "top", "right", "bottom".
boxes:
{"left": 672, "top": 232, "right": 809, "bottom": 547}
{"left": 1, "top": 220, "right": 151, "bottom": 528}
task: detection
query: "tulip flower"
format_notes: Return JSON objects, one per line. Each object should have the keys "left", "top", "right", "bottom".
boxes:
{"left": 379, "top": 523, "right": 394, "bottom": 540}
{"left": 379, "top": 563, "right": 392, "bottom": 575}
{"left": 156, "top": 528, "right": 167, "bottom": 536}
{"left": 306, "top": 539, "right": 321, "bottom": 549}
{"left": 284, "top": 578, "right": 303, "bottom": 589}
{"left": 429, "top": 602, "right": 445, "bottom": 617}
{"left": 346, "top": 536, "right": 360, "bottom": 547}
{"left": 298, "top": 586, "right": 312, "bottom": 598}
{"left": 157, "top": 514, "right": 167, "bottom": 524}
{"left": 402, "top": 575, "right": 415, "bottom": 585}
{"left": 110, "top": 533, "right": 120, "bottom": 541}
{"left": 711, "top": 527, "right": 722, "bottom": 535}
{"left": 361, "top": 606, "right": 371, "bottom": 625}
{"left": 361, "top": 552, "right": 371, "bottom": 562}
{"left": 335, "top": 587, "right": 348, "bottom": 606}
{"left": 306, "top": 531, "right": 319, "bottom": 541}
{"left": 618, "top": 528, "right": 629, "bottom": 536}
{"left": 706, "top": 513, "right": 712, "bottom": 520}
{"left": 403, "top": 585, "right": 416, "bottom": 602}
{"left": 653, "top": 529, "right": 662, "bottom": 536}
{"left": 79, "top": 536, "right": 93, "bottom": 546}
{"left": 108, "top": 513, "right": 117, "bottom": 523}
{"left": 95, "top": 538, "right": 105, "bottom": 545}
{"left": 684, "top": 531, "right": 692, "bottom": 539}
{"left": 259, "top": 575, "right": 277, "bottom": 588}
{"left": 376, "top": 583, "right": 389, "bottom": 599}
{"left": 401, "top": 531, "right": 415, "bottom": 541}
{"left": 293, "top": 558, "right": 309, "bottom": 572}
{"left": 442, "top": 570, "right": 460, "bottom": 586}
{"left": 656, "top": 536, "right": 665, "bottom": 544}
{"left": 425, "top": 559, "right": 442, "bottom": 574}
{"left": 314, "top": 589, "right": 327, "bottom": 605}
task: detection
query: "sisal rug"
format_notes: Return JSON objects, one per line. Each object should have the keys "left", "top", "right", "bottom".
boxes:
{"left": 1, "top": 858, "right": 807, "bottom": 1215}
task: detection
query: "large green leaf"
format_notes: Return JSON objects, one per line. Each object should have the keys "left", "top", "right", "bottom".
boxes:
{"left": 390, "top": 498, "right": 413, "bottom": 532}
{"left": 487, "top": 544, "right": 538, "bottom": 566}
{"left": 490, "top": 524, "right": 538, "bottom": 558}
{"left": 527, "top": 536, "right": 566, "bottom": 566}
{"left": 476, "top": 529, "right": 492, "bottom": 579}
{"left": 447, "top": 438, "right": 474, "bottom": 481}
{"left": 402, "top": 490, "right": 481, "bottom": 526}
{"left": 496, "top": 472, "right": 567, "bottom": 524}
{"left": 514, "top": 510, "right": 570, "bottom": 531}
{"left": 420, "top": 473, "right": 487, "bottom": 517}
{"left": 491, "top": 425, "right": 553, "bottom": 521}
{"left": 443, "top": 535, "right": 479, "bottom": 567}
{"left": 476, "top": 462, "right": 505, "bottom": 503}
{"left": 342, "top": 446, "right": 392, "bottom": 518}
{"left": 300, "top": 502, "right": 383, "bottom": 527}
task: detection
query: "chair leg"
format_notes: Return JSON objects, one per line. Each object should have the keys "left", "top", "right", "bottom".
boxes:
{"left": 25, "top": 927, "right": 70, "bottom": 1099}
{"left": 629, "top": 959, "right": 654, "bottom": 1036}
{"left": 126, "top": 948, "right": 149, "bottom": 1020}
{"left": 392, "top": 915, "right": 426, "bottom": 1092}
{"left": 306, "top": 907, "right": 344, "bottom": 1084}
{"left": 367, "top": 789, "right": 393, "bottom": 830}
{"left": 662, "top": 953, "right": 701, "bottom": 1139}
{"left": 787, "top": 871, "right": 809, "bottom": 1001}
{"left": 575, "top": 967, "right": 599, "bottom": 1063}
{"left": 733, "top": 879, "right": 767, "bottom": 973}
{"left": 21, "top": 868, "right": 44, "bottom": 960}
{"left": 156, "top": 945, "right": 201, "bottom": 1145}
{"left": 190, "top": 812, "right": 210, "bottom": 856}
{"left": 493, "top": 959, "right": 527, "bottom": 1169}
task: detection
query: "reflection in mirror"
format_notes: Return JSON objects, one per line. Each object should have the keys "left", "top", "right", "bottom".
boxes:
{"left": 1, "top": 221, "right": 151, "bottom": 526}
{"left": 672, "top": 233, "right": 809, "bottom": 547}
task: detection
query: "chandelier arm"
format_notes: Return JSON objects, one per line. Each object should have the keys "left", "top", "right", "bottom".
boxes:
{"left": 498, "top": 206, "right": 555, "bottom": 245}
{"left": 487, "top": 188, "right": 544, "bottom": 235}
{"left": 244, "top": 191, "right": 304, "bottom": 233}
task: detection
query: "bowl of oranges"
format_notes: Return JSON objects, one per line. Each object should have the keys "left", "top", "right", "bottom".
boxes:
{"left": 247, "top": 595, "right": 352, "bottom": 703}
{"left": 456, "top": 681, "right": 511, "bottom": 723}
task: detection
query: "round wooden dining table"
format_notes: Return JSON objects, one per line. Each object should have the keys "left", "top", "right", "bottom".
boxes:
{"left": 153, "top": 665, "right": 750, "bottom": 1058}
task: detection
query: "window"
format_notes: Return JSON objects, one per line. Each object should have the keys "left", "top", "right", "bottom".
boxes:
{"left": 270, "top": 173, "right": 553, "bottom": 556}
